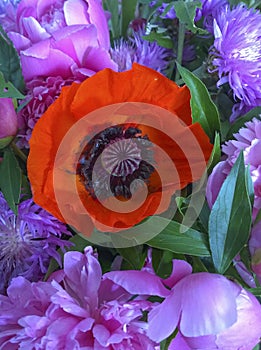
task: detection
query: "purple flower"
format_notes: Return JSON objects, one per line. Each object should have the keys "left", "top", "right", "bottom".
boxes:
{"left": 5, "top": 0, "right": 117, "bottom": 81}
{"left": 0, "top": 0, "right": 18, "bottom": 31}
{"left": 0, "top": 247, "right": 164, "bottom": 349}
{"left": 0, "top": 192, "right": 71, "bottom": 294}
{"left": 157, "top": 3, "right": 176, "bottom": 20}
{"left": 195, "top": 0, "right": 228, "bottom": 32}
{"left": 111, "top": 30, "right": 172, "bottom": 74}
{"left": 0, "top": 98, "right": 18, "bottom": 146}
{"left": 211, "top": 4, "right": 261, "bottom": 108}
{"left": 17, "top": 76, "right": 76, "bottom": 148}
{"left": 206, "top": 118, "right": 261, "bottom": 219}
{"left": 148, "top": 272, "right": 261, "bottom": 350}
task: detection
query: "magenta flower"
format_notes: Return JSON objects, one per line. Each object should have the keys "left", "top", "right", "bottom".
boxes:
{"left": 17, "top": 76, "right": 76, "bottom": 148}
{"left": 0, "top": 192, "right": 72, "bottom": 294}
{"left": 0, "top": 98, "right": 18, "bottom": 143}
{"left": 0, "top": 247, "right": 167, "bottom": 349}
{"left": 211, "top": 4, "right": 261, "bottom": 108}
{"left": 5, "top": 0, "right": 117, "bottom": 81}
{"left": 206, "top": 118, "right": 261, "bottom": 219}
{"left": 148, "top": 272, "right": 261, "bottom": 350}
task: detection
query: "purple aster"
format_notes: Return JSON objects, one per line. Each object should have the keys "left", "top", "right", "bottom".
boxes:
{"left": 211, "top": 4, "right": 261, "bottom": 108}
{"left": 206, "top": 118, "right": 261, "bottom": 219}
{"left": 110, "top": 30, "right": 172, "bottom": 74}
{"left": 0, "top": 0, "right": 18, "bottom": 32}
{"left": 0, "top": 192, "right": 72, "bottom": 294}
{"left": 195, "top": 0, "right": 228, "bottom": 32}
{"left": 0, "top": 247, "right": 165, "bottom": 349}
{"left": 148, "top": 272, "right": 261, "bottom": 350}
{"left": 17, "top": 76, "right": 77, "bottom": 149}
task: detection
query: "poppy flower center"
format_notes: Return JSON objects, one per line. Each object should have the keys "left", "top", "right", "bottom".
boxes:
{"left": 77, "top": 126, "right": 155, "bottom": 200}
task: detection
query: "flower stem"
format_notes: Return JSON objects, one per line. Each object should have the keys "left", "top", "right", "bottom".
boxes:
{"left": 175, "top": 21, "right": 186, "bottom": 82}
{"left": 11, "top": 141, "right": 27, "bottom": 163}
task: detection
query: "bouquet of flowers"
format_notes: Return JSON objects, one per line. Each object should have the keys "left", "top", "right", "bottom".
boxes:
{"left": 0, "top": 0, "right": 260, "bottom": 349}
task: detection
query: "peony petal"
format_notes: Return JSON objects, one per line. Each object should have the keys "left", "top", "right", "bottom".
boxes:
{"left": 52, "top": 25, "right": 98, "bottom": 64}
{"left": 62, "top": 248, "right": 102, "bottom": 311}
{"left": 22, "top": 16, "right": 50, "bottom": 42}
{"left": 64, "top": 0, "right": 89, "bottom": 26}
{"left": 104, "top": 270, "right": 170, "bottom": 298}
{"left": 163, "top": 259, "right": 192, "bottom": 289}
{"left": 20, "top": 40, "right": 75, "bottom": 80}
{"left": 7, "top": 32, "right": 31, "bottom": 52}
{"left": 81, "top": 46, "right": 118, "bottom": 73}
{"left": 168, "top": 332, "right": 192, "bottom": 350}
{"left": 147, "top": 291, "right": 181, "bottom": 342}
{"left": 87, "top": 0, "right": 110, "bottom": 49}
{"left": 178, "top": 273, "right": 240, "bottom": 337}
{"left": 216, "top": 288, "right": 261, "bottom": 350}
{"left": 206, "top": 160, "right": 230, "bottom": 208}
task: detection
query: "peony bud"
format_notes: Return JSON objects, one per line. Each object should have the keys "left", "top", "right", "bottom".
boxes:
{"left": 0, "top": 98, "right": 18, "bottom": 148}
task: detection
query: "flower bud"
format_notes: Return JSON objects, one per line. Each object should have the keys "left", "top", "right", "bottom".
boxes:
{"left": 0, "top": 98, "right": 18, "bottom": 148}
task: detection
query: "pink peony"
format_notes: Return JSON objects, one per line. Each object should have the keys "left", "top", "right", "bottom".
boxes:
{"left": 6, "top": 0, "right": 117, "bottom": 81}
{"left": 148, "top": 272, "right": 261, "bottom": 350}
{"left": 0, "top": 247, "right": 165, "bottom": 349}
{"left": 17, "top": 76, "right": 76, "bottom": 148}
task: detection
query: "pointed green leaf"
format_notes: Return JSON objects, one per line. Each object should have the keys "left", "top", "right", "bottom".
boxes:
{"left": 103, "top": 0, "right": 121, "bottom": 39}
{"left": 147, "top": 217, "right": 210, "bottom": 256}
{"left": 117, "top": 245, "right": 147, "bottom": 269}
{"left": 173, "top": 0, "right": 207, "bottom": 34}
{"left": 209, "top": 152, "right": 253, "bottom": 274}
{"left": 0, "top": 25, "right": 25, "bottom": 92}
{"left": 121, "top": 0, "right": 138, "bottom": 37}
{"left": 0, "top": 72, "right": 25, "bottom": 99}
{"left": 207, "top": 132, "right": 221, "bottom": 172}
{"left": 0, "top": 148, "right": 21, "bottom": 214}
{"left": 177, "top": 63, "right": 220, "bottom": 143}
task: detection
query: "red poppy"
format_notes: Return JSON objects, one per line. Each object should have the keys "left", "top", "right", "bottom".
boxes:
{"left": 28, "top": 64, "right": 213, "bottom": 237}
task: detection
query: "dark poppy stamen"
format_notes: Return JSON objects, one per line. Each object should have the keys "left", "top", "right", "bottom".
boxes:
{"left": 77, "top": 125, "right": 155, "bottom": 200}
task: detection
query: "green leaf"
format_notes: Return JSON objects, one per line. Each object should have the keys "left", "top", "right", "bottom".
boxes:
{"left": 209, "top": 152, "right": 253, "bottom": 274}
{"left": 117, "top": 245, "right": 147, "bottom": 269}
{"left": 0, "top": 72, "right": 25, "bottom": 99}
{"left": 226, "top": 107, "right": 261, "bottom": 140}
{"left": 173, "top": 0, "right": 207, "bottom": 34}
{"left": 177, "top": 63, "right": 220, "bottom": 143}
{"left": 147, "top": 217, "right": 210, "bottom": 257}
{"left": 143, "top": 31, "right": 174, "bottom": 49}
{"left": 0, "top": 25, "right": 25, "bottom": 92}
{"left": 207, "top": 132, "right": 221, "bottom": 172}
{"left": 121, "top": 0, "right": 138, "bottom": 37}
{"left": 103, "top": 0, "right": 121, "bottom": 39}
{"left": 0, "top": 148, "right": 21, "bottom": 214}
{"left": 248, "top": 287, "right": 261, "bottom": 297}
{"left": 0, "top": 136, "right": 14, "bottom": 149}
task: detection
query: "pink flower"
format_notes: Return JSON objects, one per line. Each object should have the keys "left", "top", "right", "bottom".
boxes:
{"left": 0, "top": 247, "right": 164, "bottom": 349}
{"left": 0, "top": 98, "right": 18, "bottom": 146}
{"left": 148, "top": 272, "right": 261, "bottom": 350}
{"left": 206, "top": 118, "right": 261, "bottom": 219}
{"left": 17, "top": 76, "right": 76, "bottom": 148}
{"left": 6, "top": 0, "right": 117, "bottom": 81}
